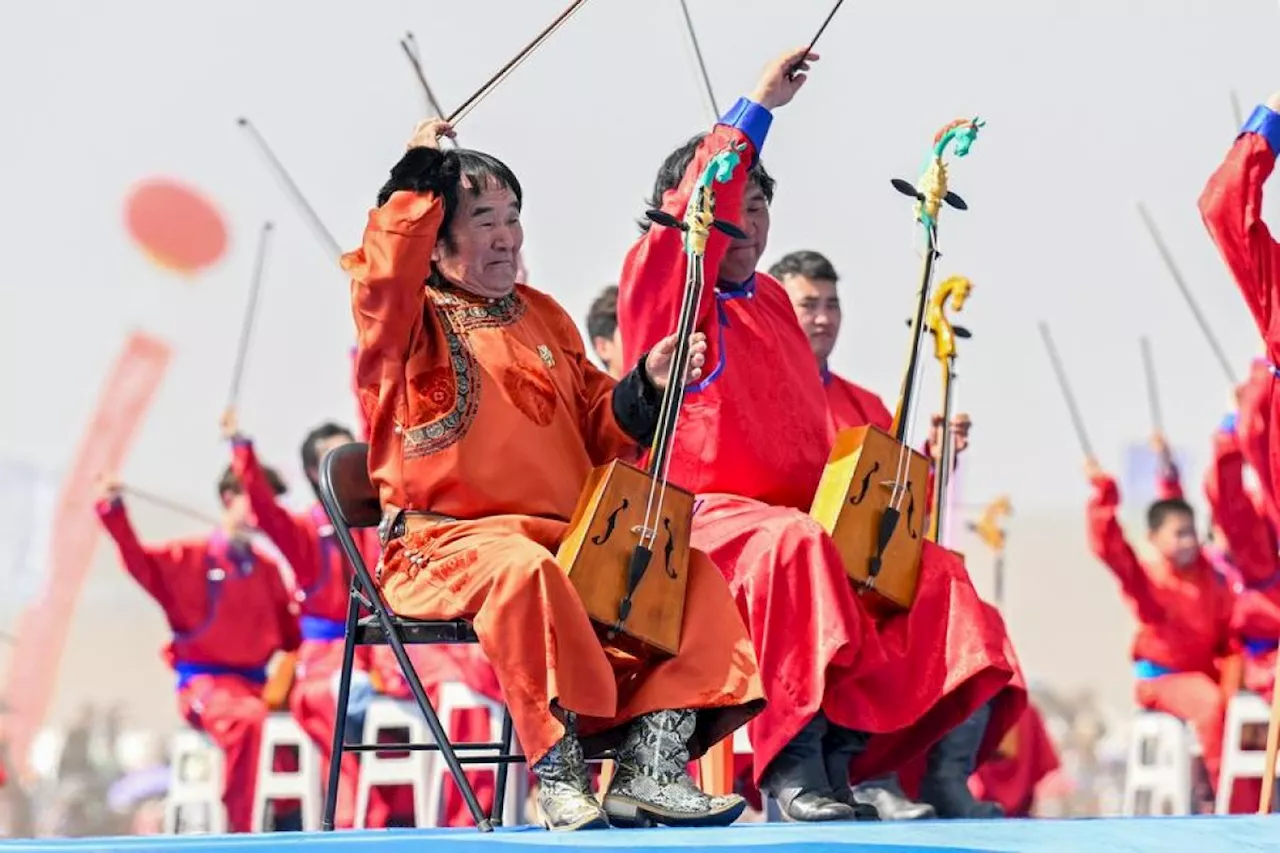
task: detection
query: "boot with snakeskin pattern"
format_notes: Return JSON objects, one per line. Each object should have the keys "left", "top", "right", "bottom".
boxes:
{"left": 531, "top": 716, "right": 609, "bottom": 831}
{"left": 602, "top": 709, "right": 747, "bottom": 828}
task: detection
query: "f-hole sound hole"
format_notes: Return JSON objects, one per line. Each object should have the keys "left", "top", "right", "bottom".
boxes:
{"left": 849, "top": 461, "right": 880, "bottom": 505}
{"left": 662, "top": 518, "right": 676, "bottom": 578}
{"left": 592, "top": 498, "right": 630, "bottom": 545}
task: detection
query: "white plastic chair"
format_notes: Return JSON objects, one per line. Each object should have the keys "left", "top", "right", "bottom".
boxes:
{"left": 1215, "top": 691, "right": 1274, "bottom": 814}
{"left": 1121, "top": 711, "right": 1197, "bottom": 816}
{"left": 251, "top": 713, "right": 322, "bottom": 831}
{"left": 163, "top": 728, "right": 226, "bottom": 834}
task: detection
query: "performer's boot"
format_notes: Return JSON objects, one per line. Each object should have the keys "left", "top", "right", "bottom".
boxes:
{"left": 532, "top": 715, "right": 609, "bottom": 831}
{"left": 822, "top": 724, "right": 881, "bottom": 820}
{"left": 602, "top": 709, "right": 746, "bottom": 828}
{"left": 918, "top": 702, "right": 1004, "bottom": 820}
{"left": 761, "top": 713, "right": 859, "bottom": 821}
{"left": 850, "top": 774, "right": 936, "bottom": 820}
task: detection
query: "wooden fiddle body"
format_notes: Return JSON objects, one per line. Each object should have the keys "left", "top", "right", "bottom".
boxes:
{"left": 557, "top": 144, "right": 748, "bottom": 657}
{"left": 810, "top": 118, "right": 983, "bottom": 612}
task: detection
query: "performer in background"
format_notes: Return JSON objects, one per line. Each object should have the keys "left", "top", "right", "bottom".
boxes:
{"left": 1084, "top": 456, "right": 1237, "bottom": 793}
{"left": 617, "top": 47, "right": 1014, "bottom": 822}
{"left": 95, "top": 469, "right": 301, "bottom": 832}
{"left": 586, "top": 285, "right": 625, "bottom": 380}
{"left": 774, "top": 248, "right": 1017, "bottom": 819}
{"left": 346, "top": 117, "right": 764, "bottom": 831}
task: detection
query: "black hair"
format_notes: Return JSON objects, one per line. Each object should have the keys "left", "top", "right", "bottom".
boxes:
{"left": 769, "top": 249, "right": 839, "bottom": 284}
{"left": 1147, "top": 498, "right": 1194, "bottom": 533}
{"left": 218, "top": 464, "right": 286, "bottom": 500}
{"left": 377, "top": 148, "right": 523, "bottom": 253}
{"left": 301, "top": 422, "right": 355, "bottom": 482}
{"left": 587, "top": 285, "right": 618, "bottom": 341}
{"left": 638, "top": 133, "right": 775, "bottom": 232}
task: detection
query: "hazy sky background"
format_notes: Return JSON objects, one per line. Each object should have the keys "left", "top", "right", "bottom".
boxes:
{"left": 3, "top": 0, "right": 1280, "bottom": 727}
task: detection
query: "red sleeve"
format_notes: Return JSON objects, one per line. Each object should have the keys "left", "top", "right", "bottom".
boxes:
{"left": 259, "top": 552, "right": 301, "bottom": 652}
{"left": 1233, "top": 588, "right": 1280, "bottom": 637}
{"left": 1238, "top": 360, "right": 1280, "bottom": 528}
{"left": 1086, "top": 475, "right": 1163, "bottom": 623}
{"left": 230, "top": 438, "right": 318, "bottom": 590}
{"left": 95, "top": 498, "right": 187, "bottom": 612}
{"left": 1155, "top": 456, "right": 1183, "bottom": 500}
{"left": 1199, "top": 131, "right": 1280, "bottom": 340}
{"left": 617, "top": 126, "right": 757, "bottom": 375}
{"left": 1216, "top": 579, "right": 1241, "bottom": 658}
{"left": 1205, "top": 427, "right": 1276, "bottom": 584}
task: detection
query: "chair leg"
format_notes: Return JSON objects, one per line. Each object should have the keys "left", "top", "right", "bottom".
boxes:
{"left": 491, "top": 709, "right": 515, "bottom": 826}
{"left": 322, "top": 590, "right": 363, "bottom": 831}
{"left": 376, "top": 614, "right": 493, "bottom": 832}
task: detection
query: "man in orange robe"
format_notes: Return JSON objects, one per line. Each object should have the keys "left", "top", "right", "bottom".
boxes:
{"left": 96, "top": 468, "right": 301, "bottom": 832}
{"left": 1085, "top": 456, "right": 1237, "bottom": 790}
{"left": 774, "top": 248, "right": 1031, "bottom": 819}
{"left": 616, "top": 48, "right": 1015, "bottom": 822}
{"left": 345, "top": 117, "right": 764, "bottom": 831}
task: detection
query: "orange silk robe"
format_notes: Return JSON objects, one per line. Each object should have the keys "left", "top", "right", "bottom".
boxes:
{"left": 344, "top": 190, "right": 763, "bottom": 765}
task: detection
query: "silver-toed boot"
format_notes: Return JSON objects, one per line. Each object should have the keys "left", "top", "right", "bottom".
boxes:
{"left": 602, "top": 709, "right": 747, "bottom": 827}
{"left": 532, "top": 717, "right": 609, "bottom": 831}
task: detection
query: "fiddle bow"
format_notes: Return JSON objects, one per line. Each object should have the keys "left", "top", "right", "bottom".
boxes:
{"left": 924, "top": 274, "right": 972, "bottom": 544}
{"left": 556, "top": 145, "right": 747, "bottom": 657}
{"left": 811, "top": 118, "right": 983, "bottom": 611}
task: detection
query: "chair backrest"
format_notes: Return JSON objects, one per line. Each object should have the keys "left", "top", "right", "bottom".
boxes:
{"left": 318, "top": 442, "right": 385, "bottom": 605}
{"left": 319, "top": 442, "right": 380, "bottom": 529}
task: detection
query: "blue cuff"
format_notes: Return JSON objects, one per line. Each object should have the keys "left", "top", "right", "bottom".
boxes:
{"left": 230, "top": 436, "right": 251, "bottom": 449}
{"left": 1241, "top": 105, "right": 1280, "bottom": 158}
{"left": 718, "top": 97, "right": 773, "bottom": 162}
{"left": 1221, "top": 412, "right": 1238, "bottom": 434}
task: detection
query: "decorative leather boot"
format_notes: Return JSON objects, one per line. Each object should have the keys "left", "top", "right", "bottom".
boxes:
{"left": 822, "top": 724, "right": 881, "bottom": 820}
{"left": 761, "top": 713, "right": 859, "bottom": 821}
{"left": 918, "top": 702, "right": 1004, "bottom": 819}
{"left": 850, "top": 774, "right": 936, "bottom": 820}
{"left": 531, "top": 716, "right": 609, "bottom": 831}
{"left": 602, "top": 709, "right": 747, "bottom": 827}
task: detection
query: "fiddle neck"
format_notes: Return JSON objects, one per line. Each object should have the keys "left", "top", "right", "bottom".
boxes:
{"left": 890, "top": 232, "right": 939, "bottom": 442}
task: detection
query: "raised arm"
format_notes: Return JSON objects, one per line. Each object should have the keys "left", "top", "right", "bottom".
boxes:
{"left": 1199, "top": 100, "right": 1280, "bottom": 337}
{"left": 1238, "top": 359, "right": 1280, "bottom": 529}
{"left": 95, "top": 487, "right": 188, "bottom": 612}
{"left": 617, "top": 48, "right": 813, "bottom": 375}
{"left": 1205, "top": 414, "right": 1277, "bottom": 585}
{"left": 342, "top": 123, "right": 453, "bottom": 446}
{"left": 1085, "top": 468, "right": 1163, "bottom": 623}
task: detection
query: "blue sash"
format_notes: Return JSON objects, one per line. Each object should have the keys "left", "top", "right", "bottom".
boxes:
{"left": 1244, "top": 637, "right": 1280, "bottom": 657}
{"left": 1133, "top": 659, "right": 1177, "bottom": 680}
{"left": 301, "top": 615, "right": 346, "bottom": 642}
{"left": 175, "top": 661, "right": 268, "bottom": 691}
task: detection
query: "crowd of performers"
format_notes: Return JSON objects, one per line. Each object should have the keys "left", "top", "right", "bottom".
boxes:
{"left": 58, "top": 48, "right": 1280, "bottom": 832}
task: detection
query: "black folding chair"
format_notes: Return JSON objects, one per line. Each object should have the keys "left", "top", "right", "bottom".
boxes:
{"left": 317, "top": 442, "right": 523, "bottom": 833}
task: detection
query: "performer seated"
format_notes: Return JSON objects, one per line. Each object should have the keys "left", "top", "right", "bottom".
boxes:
{"left": 1084, "top": 456, "right": 1237, "bottom": 792}
{"left": 774, "top": 248, "right": 1013, "bottom": 819}
{"left": 95, "top": 468, "right": 301, "bottom": 833}
{"left": 587, "top": 285, "right": 625, "bottom": 380}
{"left": 617, "top": 47, "right": 1015, "bottom": 822}
{"left": 345, "top": 117, "right": 764, "bottom": 831}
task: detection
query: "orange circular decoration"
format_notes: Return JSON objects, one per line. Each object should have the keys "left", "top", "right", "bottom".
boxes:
{"left": 124, "top": 178, "right": 228, "bottom": 275}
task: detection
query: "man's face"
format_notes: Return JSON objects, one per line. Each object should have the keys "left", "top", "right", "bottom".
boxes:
{"left": 781, "top": 273, "right": 842, "bottom": 361}
{"left": 433, "top": 181, "right": 524, "bottom": 299}
{"left": 1148, "top": 511, "right": 1199, "bottom": 568}
{"left": 306, "top": 432, "right": 354, "bottom": 484}
{"left": 592, "top": 327, "right": 624, "bottom": 380}
{"left": 717, "top": 183, "right": 770, "bottom": 284}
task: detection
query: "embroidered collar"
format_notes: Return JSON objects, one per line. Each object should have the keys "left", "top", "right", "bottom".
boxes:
{"left": 716, "top": 273, "right": 757, "bottom": 299}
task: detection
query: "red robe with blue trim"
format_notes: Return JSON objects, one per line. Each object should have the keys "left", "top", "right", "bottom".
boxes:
{"left": 616, "top": 100, "right": 1015, "bottom": 784}
{"left": 97, "top": 498, "right": 300, "bottom": 832}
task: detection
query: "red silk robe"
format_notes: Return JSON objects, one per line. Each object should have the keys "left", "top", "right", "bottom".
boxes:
{"left": 616, "top": 118, "right": 1014, "bottom": 785}
{"left": 824, "top": 372, "right": 1040, "bottom": 803}
{"left": 346, "top": 189, "right": 764, "bottom": 771}
{"left": 1086, "top": 474, "right": 1237, "bottom": 787}
{"left": 97, "top": 499, "right": 301, "bottom": 832}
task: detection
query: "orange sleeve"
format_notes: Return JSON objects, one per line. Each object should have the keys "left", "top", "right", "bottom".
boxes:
{"left": 617, "top": 125, "right": 759, "bottom": 375}
{"left": 1086, "top": 475, "right": 1163, "bottom": 623}
{"left": 230, "top": 438, "right": 317, "bottom": 589}
{"left": 343, "top": 190, "right": 446, "bottom": 486}
{"left": 96, "top": 498, "right": 192, "bottom": 613}
{"left": 1205, "top": 426, "right": 1276, "bottom": 585}
{"left": 350, "top": 344, "right": 371, "bottom": 442}
{"left": 547, "top": 302, "right": 636, "bottom": 465}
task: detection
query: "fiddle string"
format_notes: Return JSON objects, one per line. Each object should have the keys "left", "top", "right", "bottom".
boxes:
{"left": 448, "top": 0, "right": 593, "bottom": 126}
{"left": 891, "top": 222, "right": 940, "bottom": 514}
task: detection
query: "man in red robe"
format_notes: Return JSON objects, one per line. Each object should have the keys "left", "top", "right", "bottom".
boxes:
{"left": 616, "top": 47, "right": 1015, "bottom": 822}
{"left": 1085, "top": 455, "right": 1237, "bottom": 791}
{"left": 96, "top": 468, "right": 302, "bottom": 832}
{"left": 773, "top": 248, "right": 1027, "bottom": 819}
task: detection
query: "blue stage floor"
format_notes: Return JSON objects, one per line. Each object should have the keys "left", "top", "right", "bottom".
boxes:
{"left": 2, "top": 817, "right": 1279, "bottom": 853}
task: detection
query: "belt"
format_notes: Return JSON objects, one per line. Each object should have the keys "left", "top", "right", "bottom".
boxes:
{"left": 1244, "top": 637, "right": 1280, "bottom": 657}
{"left": 175, "top": 662, "right": 268, "bottom": 691}
{"left": 300, "top": 615, "right": 346, "bottom": 642}
{"left": 379, "top": 503, "right": 455, "bottom": 545}
{"left": 1133, "top": 659, "right": 1177, "bottom": 680}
